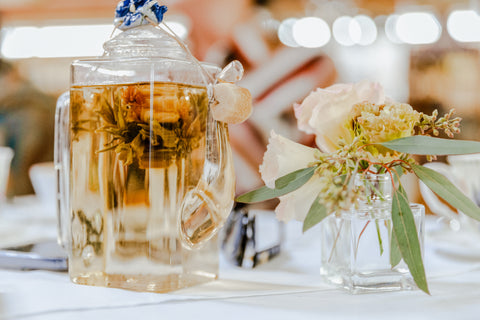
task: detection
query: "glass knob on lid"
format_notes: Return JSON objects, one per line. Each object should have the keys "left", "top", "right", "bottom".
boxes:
{"left": 212, "top": 61, "right": 252, "bottom": 124}
{"left": 104, "top": 1, "right": 186, "bottom": 60}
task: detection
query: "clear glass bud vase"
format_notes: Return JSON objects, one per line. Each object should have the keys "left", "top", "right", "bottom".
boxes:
{"left": 319, "top": 173, "right": 425, "bottom": 293}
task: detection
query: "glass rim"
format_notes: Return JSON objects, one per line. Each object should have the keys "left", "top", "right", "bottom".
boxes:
{"left": 72, "top": 56, "right": 221, "bottom": 70}
{"left": 339, "top": 202, "right": 425, "bottom": 217}
{"left": 354, "top": 172, "right": 393, "bottom": 183}
{"left": 70, "top": 56, "right": 221, "bottom": 87}
{"left": 409, "top": 203, "right": 425, "bottom": 210}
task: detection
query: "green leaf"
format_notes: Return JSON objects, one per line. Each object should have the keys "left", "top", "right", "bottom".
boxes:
{"left": 393, "top": 165, "right": 404, "bottom": 184}
{"left": 380, "top": 136, "right": 480, "bottom": 155}
{"left": 392, "top": 184, "right": 429, "bottom": 294}
{"left": 275, "top": 167, "right": 315, "bottom": 189}
{"left": 390, "top": 228, "right": 402, "bottom": 268}
{"left": 236, "top": 166, "right": 316, "bottom": 203}
{"left": 302, "top": 196, "right": 327, "bottom": 232}
{"left": 374, "top": 220, "right": 384, "bottom": 256}
{"left": 412, "top": 164, "right": 480, "bottom": 221}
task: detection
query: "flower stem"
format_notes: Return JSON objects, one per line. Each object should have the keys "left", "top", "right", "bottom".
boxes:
{"left": 328, "top": 219, "right": 344, "bottom": 263}
{"left": 375, "top": 219, "right": 384, "bottom": 256}
{"left": 355, "top": 220, "right": 370, "bottom": 259}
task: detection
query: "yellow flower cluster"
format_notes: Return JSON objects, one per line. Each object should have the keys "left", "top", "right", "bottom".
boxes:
{"left": 351, "top": 102, "right": 421, "bottom": 151}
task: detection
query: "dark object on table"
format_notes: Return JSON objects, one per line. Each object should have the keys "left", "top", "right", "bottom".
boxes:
{"left": 0, "top": 241, "right": 67, "bottom": 271}
{"left": 222, "top": 206, "right": 283, "bottom": 268}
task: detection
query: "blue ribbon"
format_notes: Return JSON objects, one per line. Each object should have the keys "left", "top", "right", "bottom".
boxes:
{"left": 114, "top": 0, "right": 168, "bottom": 30}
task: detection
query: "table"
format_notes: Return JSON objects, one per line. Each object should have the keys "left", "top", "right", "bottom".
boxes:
{"left": 1, "top": 197, "right": 480, "bottom": 320}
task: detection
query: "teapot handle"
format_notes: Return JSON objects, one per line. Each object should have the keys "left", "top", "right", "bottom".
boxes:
{"left": 179, "top": 61, "right": 248, "bottom": 248}
{"left": 54, "top": 92, "right": 71, "bottom": 249}
{"left": 178, "top": 61, "right": 246, "bottom": 248}
{"left": 179, "top": 117, "right": 235, "bottom": 248}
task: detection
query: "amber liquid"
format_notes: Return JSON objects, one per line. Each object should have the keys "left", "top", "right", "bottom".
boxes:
{"left": 69, "top": 82, "right": 218, "bottom": 292}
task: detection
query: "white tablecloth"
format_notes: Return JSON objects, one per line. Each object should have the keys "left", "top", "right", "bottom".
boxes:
{"left": 1, "top": 197, "right": 480, "bottom": 320}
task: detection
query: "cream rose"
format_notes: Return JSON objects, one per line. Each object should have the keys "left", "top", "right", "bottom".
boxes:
{"left": 259, "top": 131, "right": 318, "bottom": 189}
{"left": 275, "top": 178, "right": 324, "bottom": 222}
{"left": 294, "top": 80, "right": 386, "bottom": 152}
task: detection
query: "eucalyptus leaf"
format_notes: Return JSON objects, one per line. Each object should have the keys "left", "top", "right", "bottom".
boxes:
{"left": 276, "top": 167, "right": 315, "bottom": 189}
{"left": 236, "top": 166, "right": 316, "bottom": 203}
{"left": 412, "top": 164, "right": 480, "bottom": 221}
{"left": 302, "top": 196, "right": 327, "bottom": 232}
{"left": 393, "top": 165, "right": 404, "bottom": 184}
{"left": 390, "top": 229, "right": 402, "bottom": 268}
{"left": 380, "top": 136, "right": 480, "bottom": 155}
{"left": 392, "top": 184, "right": 429, "bottom": 294}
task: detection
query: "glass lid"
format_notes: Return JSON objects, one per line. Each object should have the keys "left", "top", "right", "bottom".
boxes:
{"left": 103, "top": 0, "right": 190, "bottom": 61}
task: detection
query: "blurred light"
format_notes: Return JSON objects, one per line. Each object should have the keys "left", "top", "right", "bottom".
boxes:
{"left": 1, "top": 21, "right": 188, "bottom": 59}
{"left": 396, "top": 12, "right": 441, "bottom": 44}
{"left": 1, "top": 27, "right": 39, "bottom": 59}
{"left": 447, "top": 10, "right": 480, "bottom": 42}
{"left": 278, "top": 18, "right": 299, "bottom": 47}
{"left": 164, "top": 14, "right": 191, "bottom": 40}
{"left": 349, "top": 19, "right": 362, "bottom": 44}
{"left": 333, "top": 15, "right": 377, "bottom": 46}
{"left": 292, "top": 17, "right": 330, "bottom": 48}
{"left": 262, "top": 18, "right": 281, "bottom": 32}
{"left": 333, "top": 16, "right": 356, "bottom": 46}
{"left": 353, "top": 15, "right": 377, "bottom": 46}
{"left": 385, "top": 14, "right": 402, "bottom": 44}
{"left": 1, "top": 24, "right": 112, "bottom": 58}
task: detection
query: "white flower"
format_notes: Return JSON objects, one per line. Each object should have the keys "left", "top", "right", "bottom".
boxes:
{"left": 259, "top": 131, "right": 318, "bottom": 189}
{"left": 275, "top": 178, "right": 323, "bottom": 222}
{"left": 294, "top": 80, "right": 386, "bottom": 152}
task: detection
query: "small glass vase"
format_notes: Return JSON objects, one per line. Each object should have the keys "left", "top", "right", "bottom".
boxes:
{"left": 319, "top": 174, "right": 425, "bottom": 293}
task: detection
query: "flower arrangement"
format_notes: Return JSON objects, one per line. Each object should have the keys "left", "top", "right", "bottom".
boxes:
{"left": 237, "top": 80, "right": 480, "bottom": 294}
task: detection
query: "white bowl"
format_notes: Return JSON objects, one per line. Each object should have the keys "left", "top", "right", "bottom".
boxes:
{"left": 0, "top": 146, "right": 14, "bottom": 202}
{"left": 29, "top": 162, "right": 56, "bottom": 208}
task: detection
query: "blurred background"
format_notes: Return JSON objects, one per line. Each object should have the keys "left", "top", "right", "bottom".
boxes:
{"left": 1, "top": 0, "right": 479, "bottom": 203}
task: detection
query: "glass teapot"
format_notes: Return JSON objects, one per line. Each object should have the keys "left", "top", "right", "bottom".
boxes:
{"left": 55, "top": 1, "right": 250, "bottom": 292}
